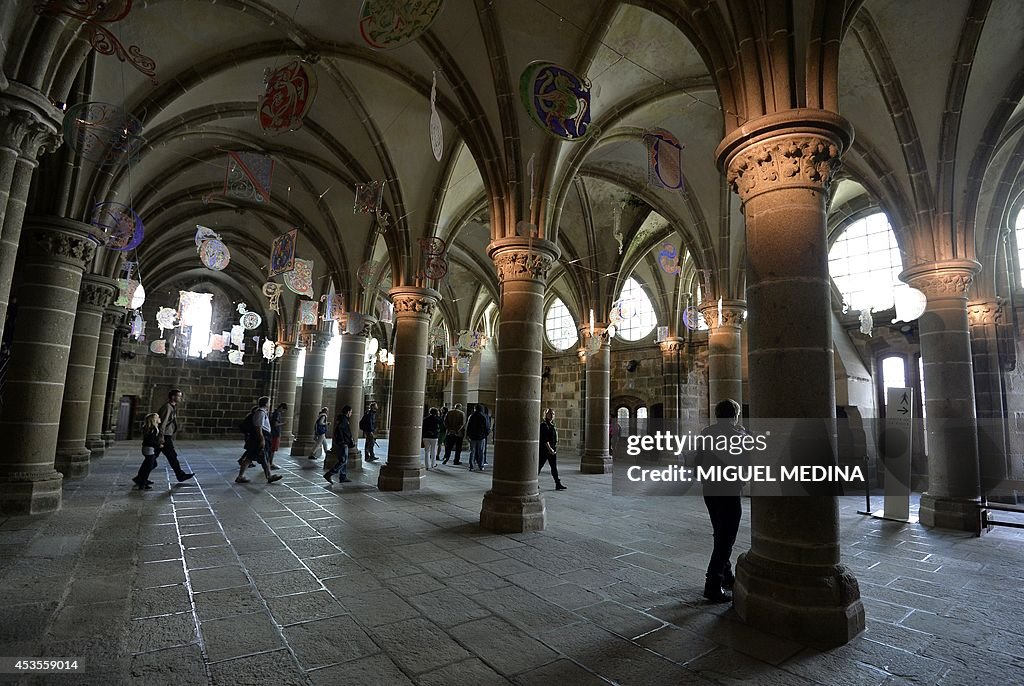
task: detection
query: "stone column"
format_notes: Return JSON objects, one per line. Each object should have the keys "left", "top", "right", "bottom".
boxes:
{"left": 902, "top": 261, "right": 983, "bottom": 530}
{"left": 659, "top": 337, "right": 684, "bottom": 434}
{"left": 377, "top": 287, "right": 437, "bottom": 490}
{"left": 0, "top": 94, "right": 62, "bottom": 345}
{"left": 0, "top": 217, "right": 99, "bottom": 515}
{"left": 580, "top": 326, "right": 611, "bottom": 474}
{"left": 967, "top": 300, "right": 1010, "bottom": 500}
{"left": 700, "top": 299, "right": 746, "bottom": 412}
{"left": 102, "top": 318, "right": 130, "bottom": 445}
{"left": 452, "top": 364, "right": 470, "bottom": 409}
{"left": 716, "top": 111, "right": 863, "bottom": 647}
{"left": 292, "top": 330, "right": 331, "bottom": 456}
{"left": 480, "top": 238, "right": 559, "bottom": 532}
{"left": 471, "top": 345, "right": 498, "bottom": 410}
{"left": 86, "top": 306, "right": 120, "bottom": 455}
{"left": 274, "top": 344, "right": 300, "bottom": 449}
{"left": 334, "top": 319, "right": 372, "bottom": 470}
{"left": 54, "top": 275, "right": 117, "bottom": 478}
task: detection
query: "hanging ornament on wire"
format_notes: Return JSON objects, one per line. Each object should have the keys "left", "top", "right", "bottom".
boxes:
{"left": 519, "top": 62, "right": 592, "bottom": 140}
{"left": 155, "top": 307, "right": 178, "bottom": 336}
{"left": 283, "top": 258, "right": 314, "bottom": 297}
{"left": 224, "top": 151, "right": 274, "bottom": 202}
{"left": 859, "top": 308, "right": 874, "bottom": 337}
{"left": 613, "top": 202, "right": 624, "bottom": 255}
{"left": 644, "top": 128, "right": 684, "bottom": 191}
{"left": 657, "top": 243, "right": 681, "bottom": 276}
{"left": 258, "top": 60, "right": 317, "bottom": 134}
{"left": 516, "top": 154, "right": 539, "bottom": 237}
{"left": 261, "top": 282, "right": 283, "bottom": 314}
{"left": 237, "top": 303, "right": 262, "bottom": 331}
{"left": 353, "top": 181, "right": 384, "bottom": 214}
{"left": 91, "top": 202, "right": 144, "bottom": 251}
{"left": 429, "top": 71, "right": 443, "bottom": 161}
{"left": 195, "top": 225, "right": 230, "bottom": 271}
{"left": 61, "top": 102, "right": 145, "bottom": 166}
{"left": 269, "top": 229, "right": 297, "bottom": 277}
{"left": 261, "top": 339, "right": 277, "bottom": 361}
{"left": 682, "top": 306, "right": 705, "bottom": 331}
{"left": 358, "top": 0, "right": 443, "bottom": 49}
{"left": 227, "top": 349, "right": 245, "bottom": 365}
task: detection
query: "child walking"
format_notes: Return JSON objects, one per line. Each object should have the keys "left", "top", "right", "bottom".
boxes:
{"left": 132, "top": 413, "right": 163, "bottom": 490}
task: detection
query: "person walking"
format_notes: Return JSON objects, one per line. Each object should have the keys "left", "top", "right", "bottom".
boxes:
{"left": 309, "top": 406, "right": 329, "bottom": 461}
{"left": 442, "top": 403, "right": 465, "bottom": 465}
{"left": 437, "top": 404, "right": 448, "bottom": 463}
{"left": 359, "top": 402, "right": 379, "bottom": 462}
{"left": 466, "top": 404, "right": 489, "bottom": 471}
{"left": 324, "top": 406, "right": 355, "bottom": 485}
{"left": 236, "top": 397, "right": 283, "bottom": 484}
{"left": 695, "top": 399, "right": 747, "bottom": 603}
{"left": 267, "top": 403, "right": 286, "bottom": 469}
{"left": 481, "top": 405, "right": 492, "bottom": 467}
{"left": 422, "top": 407, "right": 442, "bottom": 470}
{"left": 131, "top": 413, "right": 162, "bottom": 490}
{"left": 156, "top": 389, "right": 195, "bottom": 483}
{"left": 539, "top": 408, "right": 566, "bottom": 490}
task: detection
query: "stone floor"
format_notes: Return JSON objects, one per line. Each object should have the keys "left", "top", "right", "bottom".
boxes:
{"left": 1, "top": 440, "right": 1022, "bottom": 686}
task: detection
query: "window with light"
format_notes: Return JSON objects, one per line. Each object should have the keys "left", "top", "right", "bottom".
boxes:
{"left": 828, "top": 213, "right": 904, "bottom": 311}
{"left": 545, "top": 298, "right": 578, "bottom": 350}
{"left": 1015, "top": 208, "right": 1024, "bottom": 285}
{"left": 185, "top": 296, "right": 213, "bottom": 358}
{"left": 616, "top": 277, "right": 657, "bottom": 341}
{"left": 616, "top": 407, "right": 629, "bottom": 434}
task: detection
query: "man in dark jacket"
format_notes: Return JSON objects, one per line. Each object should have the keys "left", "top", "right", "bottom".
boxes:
{"left": 539, "top": 408, "right": 566, "bottom": 490}
{"left": 442, "top": 403, "right": 465, "bottom": 465}
{"left": 267, "top": 403, "right": 286, "bottom": 470}
{"left": 466, "top": 404, "right": 490, "bottom": 471}
{"left": 359, "top": 402, "right": 378, "bottom": 462}
{"left": 325, "top": 406, "right": 355, "bottom": 485}
{"left": 422, "top": 407, "right": 442, "bottom": 469}
{"left": 157, "top": 389, "right": 194, "bottom": 482}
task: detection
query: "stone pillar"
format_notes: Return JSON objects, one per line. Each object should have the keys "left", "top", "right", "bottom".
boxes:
{"left": 452, "top": 364, "right": 469, "bottom": 409}
{"left": 0, "top": 217, "right": 99, "bottom": 515}
{"left": 480, "top": 238, "right": 558, "bottom": 532}
{"left": 902, "top": 261, "right": 983, "bottom": 530}
{"left": 660, "top": 337, "right": 684, "bottom": 434}
{"left": 292, "top": 330, "right": 331, "bottom": 456}
{"left": 86, "top": 306, "right": 120, "bottom": 455}
{"left": 0, "top": 93, "right": 62, "bottom": 345}
{"left": 967, "top": 300, "right": 1011, "bottom": 500}
{"left": 471, "top": 345, "right": 497, "bottom": 410}
{"left": 274, "top": 344, "right": 300, "bottom": 449}
{"left": 700, "top": 299, "right": 746, "bottom": 412}
{"left": 580, "top": 326, "right": 611, "bottom": 474}
{"left": 54, "top": 275, "right": 117, "bottom": 478}
{"left": 716, "top": 111, "right": 863, "bottom": 647}
{"left": 102, "top": 318, "right": 130, "bottom": 445}
{"left": 377, "top": 287, "right": 438, "bottom": 491}
{"left": 334, "top": 320, "right": 372, "bottom": 470}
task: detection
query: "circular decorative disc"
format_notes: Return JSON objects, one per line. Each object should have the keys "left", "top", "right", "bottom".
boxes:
{"left": 155, "top": 307, "right": 177, "bottom": 330}
{"left": 519, "top": 61, "right": 592, "bottom": 141}
{"left": 456, "top": 357, "right": 470, "bottom": 374}
{"left": 199, "top": 239, "right": 231, "bottom": 271}
{"left": 149, "top": 339, "right": 166, "bottom": 354}
{"left": 63, "top": 101, "right": 145, "bottom": 165}
{"left": 418, "top": 237, "right": 446, "bottom": 257}
{"left": 275, "top": 344, "right": 285, "bottom": 358}
{"left": 357, "top": 261, "right": 375, "bottom": 288}
{"left": 424, "top": 255, "right": 448, "bottom": 280}
{"left": 240, "top": 311, "right": 262, "bottom": 330}
{"left": 682, "top": 306, "right": 705, "bottom": 331}
{"left": 430, "top": 108, "right": 443, "bottom": 161}
{"left": 359, "top": 0, "right": 443, "bottom": 49}
{"left": 258, "top": 61, "right": 317, "bottom": 134}
{"left": 91, "top": 202, "right": 144, "bottom": 251}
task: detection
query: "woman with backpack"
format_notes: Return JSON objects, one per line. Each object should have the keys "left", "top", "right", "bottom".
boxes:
{"left": 236, "top": 397, "right": 283, "bottom": 484}
{"left": 309, "top": 406, "right": 329, "bottom": 461}
{"left": 131, "top": 413, "right": 163, "bottom": 490}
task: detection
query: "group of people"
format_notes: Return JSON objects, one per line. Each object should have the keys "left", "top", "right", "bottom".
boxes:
{"left": 420, "top": 403, "right": 492, "bottom": 471}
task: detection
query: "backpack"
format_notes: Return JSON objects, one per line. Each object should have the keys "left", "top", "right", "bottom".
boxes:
{"left": 359, "top": 414, "right": 370, "bottom": 432}
{"left": 238, "top": 409, "right": 256, "bottom": 436}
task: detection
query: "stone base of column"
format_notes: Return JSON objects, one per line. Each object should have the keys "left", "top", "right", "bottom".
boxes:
{"left": 54, "top": 449, "right": 92, "bottom": 479}
{"left": 733, "top": 551, "right": 864, "bottom": 648}
{"left": 349, "top": 447, "right": 363, "bottom": 471}
{"left": 479, "top": 491, "right": 546, "bottom": 533}
{"left": 919, "top": 494, "right": 981, "bottom": 533}
{"left": 580, "top": 451, "right": 612, "bottom": 474}
{"left": 85, "top": 437, "right": 106, "bottom": 458}
{"left": 291, "top": 438, "right": 315, "bottom": 457}
{"left": 377, "top": 464, "right": 422, "bottom": 491}
{"left": 0, "top": 472, "right": 64, "bottom": 515}
{"left": 102, "top": 432, "right": 115, "bottom": 447}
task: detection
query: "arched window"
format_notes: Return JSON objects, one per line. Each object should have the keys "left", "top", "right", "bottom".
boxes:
{"left": 828, "top": 213, "right": 904, "bottom": 311}
{"left": 880, "top": 355, "right": 906, "bottom": 391}
{"left": 185, "top": 295, "right": 214, "bottom": 358}
{"left": 616, "top": 406, "right": 629, "bottom": 434}
{"left": 616, "top": 277, "right": 657, "bottom": 341}
{"left": 636, "top": 406, "right": 648, "bottom": 434}
{"left": 1015, "top": 208, "right": 1024, "bottom": 284}
{"left": 545, "top": 298, "right": 578, "bottom": 350}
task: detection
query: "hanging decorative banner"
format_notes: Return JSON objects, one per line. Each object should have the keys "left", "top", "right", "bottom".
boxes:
{"left": 328, "top": 294, "right": 346, "bottom": 322}
{"left": 236, "top": 303, "right": 262, "bottom": 331}
{"left": 353, "top": 181, "right": 384, "bottom": 214}
{"left": 130, "top": 312, "right": 145, "bottom": 340}
{"left": 230, "top": 325, "right": 245, "bottom": 348}
{"left": 155, "top": 307, "right": 178, "bottom": 335}
{"left": 346, "top": 312, "right": 365, "bottom": 335}
{"left": 657, "top": 243, "right": 681, "bottom": 276}
{"left": 258, "top": 60, "right": 317, "bottom": 134}
{"left": 224, "top": 151, "right": 274, "bottom": 203}
{"left": 358, "top": 0, "right": 443, "bottom": 49}
{"left": 115, "top": 279, "right": 142, "bottom": 308}
{"left": 269, "top": 229, "right": 297, "bottom": 277}
{"left": 613, "top": 203, "right": 625, "bottom": 255}
{"left": 91, "top": 202, "right": 144, "bottom": 251}
{"left": 377, "top": 298, "right": 394, "bottom": 323}
{"left": 178, "top": 291, "right": 212, "bottom": 327}
{"left": 260, "top": 282, "right": 283, "bottom": 314}
{"left": 62, "top": 101, "right": 145, "bottom": 166}
{"left": 859, "top": 308, "right": 874, "bottom": 337}
{"left": 209, "top": 334, "right": 227, "bottom": 352}
{"left": 227, "top": 349, "right": 244, "bottom": 366}
{"left": 284, "top": 258, "right": 314, "bottom": 297}
{"left": 299, "top": 300, "right": 319, "bottom": 325}
{"left": 644, "top": 128, "right": 684, "bottom": 191}
{"left": 198, "top": 236, "right": 231, "bottom": 271}
{"left": 682, "top": 306, "right": 705, "bottom": 331}
{"left": 519, "top": 61, "right": 592, "bottom": 141}
{"left": 149, "top": 339, "right": 166, "bottom": 355}
{"left": 429, "top": 327, "right": 446, "bottom": 348}
{"left": 429, "top": 71, "right": 443, "bottom": 161}
{"left": 262, "top": 339, "right": 277, "bottom": 361}
{"left": 655, "top": 325, "right": 669, "bottom": 343}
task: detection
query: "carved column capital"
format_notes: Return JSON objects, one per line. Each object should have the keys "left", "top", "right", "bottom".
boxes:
{"left": 900, "top": 259, "right": 980, "bottom": 299}
{"left": 967, "top": 300, "right": 1004, "bottom": 327}
{"left": 389, "top": 286, "right": 440, "bottom": 318}
{"left": 659, "top": 337, "right": 684, "bottom": 353}
{"left": 716, "top": 110, "right": 853, "bottom": 204}
{"left": 0, "top": 103, "right": 61, "bottom": 159}
{"left": 340, "top": 312, "right": 377, "bottom": 338}
{"left": 699, "top": 299, "right": 746, "bottom": 331}
{"left": 79, "top": 274, "right": 118, "bottom": 312}
{"left": 23, "top": 217, "right": 101, "bottom": 269}
{"left": 102, "top": 306, "right": 125, "bottom": 328}
{"left": 488, "top": 237, "right": 560, "bottom": 285}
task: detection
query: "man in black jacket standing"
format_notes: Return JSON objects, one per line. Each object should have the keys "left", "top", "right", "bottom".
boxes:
{"left": 325, "top": 406, "right": 355, "bottom": 485}
{"left": 539, "top": 408, "right": 566, "bottom": 490}
{"left": 466, "top": 404, "right": 490, "bottom": 471}
{"left": 359, "top": 402, "right": 378, "bottom": 462}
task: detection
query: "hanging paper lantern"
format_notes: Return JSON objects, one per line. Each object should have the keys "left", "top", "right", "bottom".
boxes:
{"left": 359, "top": 0, "right": 443, "bottom": 49}
{"left": 62, "top": 101, "right": 145, "bottom": 166}
{"left": 258, "top": 61, "right": 317, "bottom": 134}
{"left": 91, "top": 202, "right": 143, "bottom": 251}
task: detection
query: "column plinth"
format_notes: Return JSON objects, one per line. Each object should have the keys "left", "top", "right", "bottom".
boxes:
{"left": 334, "top": 315, "right": 374, "bottom": 470}
{"left": 902, "top": 259, "right": 982, "bottom": 532}
{"left": 480, "top": 237, "right": 559, "bottom": 532}
{"left": 0, "top": 217, "right": 100, "bottom": 515}
{"left": 292, "top": 331, "right": 331, "bottom": 456}
{"left": 54, "top": 274, "right": 117, "bottom": 478}
{"left": 716, "top": 110, "right": 864, "bottom": 647}
{"left": 377, "top": 289, "right": 437, "bottom": 491}
{"left": 580, "top": 326, "right": 611, "bottom": 474}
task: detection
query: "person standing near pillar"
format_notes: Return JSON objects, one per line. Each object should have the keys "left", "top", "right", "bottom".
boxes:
{"left": 267, "top": 403, "right": 286, "bottom": 469}
{"left": 442, "top": 403, "right": 465, "bottom": 465}
{"left": 156, "top": 389, "right": 194, "bottom": 483}
{"left": 466, "top": 404, "right": 489, "bottom": 471}
{"left": 359, "top": 402, "right": 378, "bottom": 462}
{"left": 309, "top": 406, "right": 329, "bottom": 461}
{"left": 324, "top": 406, "right": 354, "bottom": 485}
{"left": 422, "top": 407, "right": 442, "bottom": 470}
{"left": 539, "top": 409, "right": 566, "bottom": 491}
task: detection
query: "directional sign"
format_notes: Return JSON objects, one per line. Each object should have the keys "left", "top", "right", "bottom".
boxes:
{"left": 879, "top": 387, "right": 914, "bottom": 522}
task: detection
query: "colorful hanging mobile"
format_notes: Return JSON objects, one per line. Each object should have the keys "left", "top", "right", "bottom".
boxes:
{"left": 269, "top": 229, "right": 297, "bottom": 277}
{"left": 62, "top": 102, "right": 144, "bottom": 166}
{"left": 155, "top": 307, "right": 178, "bottom": 336}
{"left": 258, "top": 61, "right": 317, "bottom": 134}
{"left": 237, "top": 303, "right": 263, "bottom": 331}
{"left": 358, "top": 0, "right": 443, "bottom": 49}
{"left": 658, "top": 243, "right": 681, "bottom": 276}
{"left": 194, "top": 225, "right": 230, "bottom": 271}
{"left": 644, "top": 128, "right": 684, "bottom": 191}
{"left": 429, "top": 71, "right": 443, "bottom": 161}
{"left": 262, "top": 282, "right": 283, "bottom": 314}
{"left": 353, "top": 181, "right": 384, "bottom": 214}
{"left": 91, "top": 202, "right": 144, "bottom": 251}
{"left": 520, "top": 61, "right": 592, "bottom": 141}
{"left": 284, "top": 258, "right": 314, "bottom": 298}
{"left": 299, "top": 300, "right": 319, "bottom": 326}
{"left": 224, "top": 151, "right": 274, "bottom": 203}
